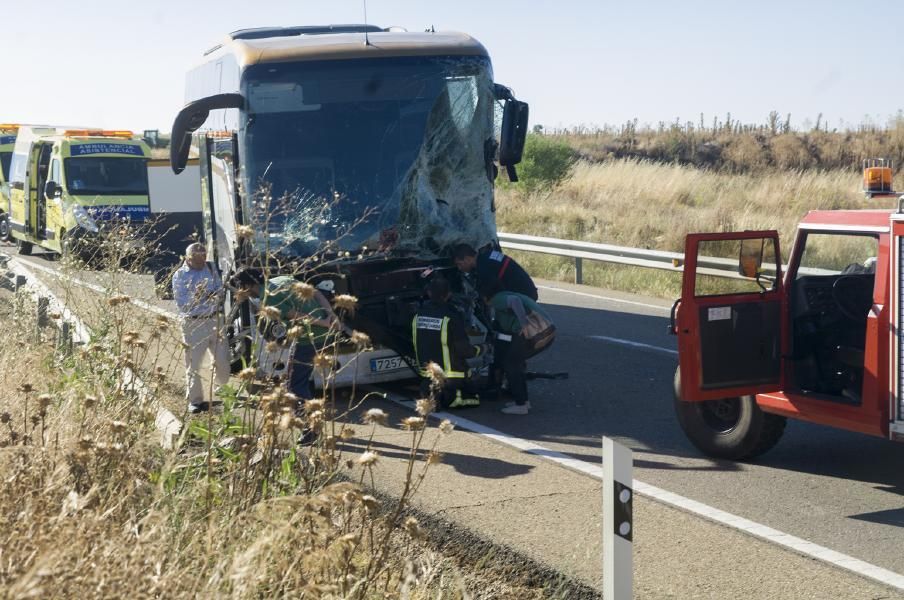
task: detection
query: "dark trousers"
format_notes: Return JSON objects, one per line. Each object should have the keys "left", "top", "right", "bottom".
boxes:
{"left": 495, "top": 334, "right": 528, "bottom": 405}
{"left": 289, "top": 342, "right": 317, "bottom": 400}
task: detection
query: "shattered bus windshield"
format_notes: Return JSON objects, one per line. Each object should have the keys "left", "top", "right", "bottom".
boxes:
{"left": 241, "top": 55, "right": 497, "bottom": 257}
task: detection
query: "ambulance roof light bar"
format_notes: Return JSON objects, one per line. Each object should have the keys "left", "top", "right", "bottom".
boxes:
{"left": 0, "top": 123, "right": 20, "bottom": 132}
{"left": 62, "top": 129, "right": 135, "bottom": 139}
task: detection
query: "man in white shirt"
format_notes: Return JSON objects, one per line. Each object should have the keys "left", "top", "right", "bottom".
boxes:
{"left": 172, "top": 242, "right": 230, "bottom": 413}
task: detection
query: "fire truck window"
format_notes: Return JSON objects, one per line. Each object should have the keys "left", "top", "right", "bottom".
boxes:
{"left": 694, "top": 237, "right": 779, "bottom": 296}
{"left": 796, "top": 233, "right": 878, "bottom": 278}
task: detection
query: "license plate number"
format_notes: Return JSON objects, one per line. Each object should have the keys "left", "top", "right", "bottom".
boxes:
{"left": 370, "top": 356, "right": 405, "bottom": 373}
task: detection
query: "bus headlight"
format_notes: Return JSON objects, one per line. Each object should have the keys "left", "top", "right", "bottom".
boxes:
{"left": 72, "top": 206, "right": 99, "bottom": 233}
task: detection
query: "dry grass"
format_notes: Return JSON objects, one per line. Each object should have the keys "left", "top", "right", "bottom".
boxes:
{"left": 0, "top": 223, "right": 468, "bottom": 599}
{"left": 497, "top": 159, "right": 898, "bottom": 297}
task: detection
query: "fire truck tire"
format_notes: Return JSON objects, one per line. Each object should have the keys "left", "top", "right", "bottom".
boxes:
{"left": 16, "top": 238, "right": 32, "bottom": 256}
{"left": 673, "top": 367, "right": 786, "bottom": 460}
{"left": 0, "top": 214, "right": 9, "bottom": 242}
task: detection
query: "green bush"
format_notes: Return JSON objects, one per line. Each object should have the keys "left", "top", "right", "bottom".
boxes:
{"left": 515, "top": 134, "right": 578, "bottom": 190}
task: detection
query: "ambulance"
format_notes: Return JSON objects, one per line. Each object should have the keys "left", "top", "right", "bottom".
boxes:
{"left": 8, "top": 128, "right": 151, "bottom": 257}
{"left": 671, "top": 159, "right": 904, "bottom": 459}
{"left": 0, "top": 124, "right": 18, "bottom": 241}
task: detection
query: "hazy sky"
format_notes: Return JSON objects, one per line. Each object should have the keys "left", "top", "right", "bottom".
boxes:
{"left": 4, "top": 1, "right": 903, "bottom": 133}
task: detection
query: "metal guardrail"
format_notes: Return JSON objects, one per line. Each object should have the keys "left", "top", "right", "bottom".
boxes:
{"left": 497, "top": 232, "right": 741, "bottom": 284}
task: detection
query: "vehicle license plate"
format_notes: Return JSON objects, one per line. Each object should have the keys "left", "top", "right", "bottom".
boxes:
{"left": 370, "top": 356, "right": 405, "bottom": 373}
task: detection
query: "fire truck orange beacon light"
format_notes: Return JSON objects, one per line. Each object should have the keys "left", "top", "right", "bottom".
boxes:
{"left": 863, "top": 158, "right": 895, "bottom": 197}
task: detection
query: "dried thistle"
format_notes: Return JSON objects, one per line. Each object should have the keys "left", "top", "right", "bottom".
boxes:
{"left": 286, "top": 325, "right": 305, "bottom": 340}
{"left": 37, "top": 394, "right": 53, "bottom": 411}
{"left": 304, "top": 398, "right": 325, "bottom": 413}
{"left": 260, "top": 305, "right": 281, "bottom": 321}
{"left": 235, "top": 224, "right": 254, "bottom": 239}
{"left": 361, "top": 495, "right": 380, "bottom": 513}
{"left": 18, "top": 383, "right": 33, "bottom": 393}
{"left": 426, "top": 451, "right": 444, "bottom": 465}
{"left": 291, "top": 282, "right": 315, "bottom": 300}
{"left": 362, "top": 408, "right": 388, "bottom": 426}
{"left": 415, "top": 398, "right": 436, "bottom": 417}
{"left": 425, "top": 362, "right": 445, "bottom": 384}
{"left": 333, "top": 294, "right": 358, "bottom": 314}
{"left": 357, "top": 451, "right": 379, "bottom": 467}
{"left": 403, "top": 516, "right": 427, "bottom": 541}
{"left": 313, "top": 353, "right": 334, "bottom": 371}
{"left": 339, "top": 427, "right": 355, "bottom": 440}
{"left": 107, "top": 294, "right": 131, "bottom": 307}
{"left": 238, "top": 367, "right": 256, "bottom": 381}
{"left": 439, "top": 419, "right": 455, "bottom": 435}
{"left": 350, "top": 330, "right": 371, "bottom": 349}
{"left": 401, "top": 416, "right": 426, "bottom": 431}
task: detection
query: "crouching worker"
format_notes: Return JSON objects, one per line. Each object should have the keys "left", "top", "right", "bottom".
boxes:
{"left": 230, "top": 269, "right": 348, "bottom": 402}
{"left": 413, "top": 277, "right": 488, "bottom": 409}
{"left": 481, "top": 280, "right": 556, "bottom": 415}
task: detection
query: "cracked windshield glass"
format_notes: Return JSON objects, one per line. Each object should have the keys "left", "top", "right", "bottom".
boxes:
{"left": 241, "top": 55, "right": 497, "bottom": 258}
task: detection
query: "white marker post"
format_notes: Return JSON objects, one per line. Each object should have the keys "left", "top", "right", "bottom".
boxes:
{"left": 603, "top": 436, "right": 633, "bottom": 600}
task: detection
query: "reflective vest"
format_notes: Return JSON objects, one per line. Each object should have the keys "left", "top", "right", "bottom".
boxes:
{"left": 411, "top": 301, "right": 480, "bottom": 379}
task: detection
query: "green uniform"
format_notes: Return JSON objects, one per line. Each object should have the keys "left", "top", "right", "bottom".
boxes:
{"left": 489, "top": 291, "right": 550, "bottom": 334}
{"left": 261, "top": 276, "right": 329, "bottom": 346}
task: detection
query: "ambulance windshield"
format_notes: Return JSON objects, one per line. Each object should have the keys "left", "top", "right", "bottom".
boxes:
{"left": 0, "top": 152, "right": 10, "bottom": 181}
{"left": 240, "top": 55, "right": 497, "bottom": 258}
{"left": 64, "top": 157, "right": 150, "bottom": 196}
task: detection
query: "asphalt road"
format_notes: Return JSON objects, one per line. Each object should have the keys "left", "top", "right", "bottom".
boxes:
{"left": 8, "top": 248, "right": 903, "bottom": 580}
{"left": 501, "top": 280, "right": 904, "bottom": 577}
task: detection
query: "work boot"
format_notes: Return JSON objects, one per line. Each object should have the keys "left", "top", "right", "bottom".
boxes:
{"left": 448, "top": 390, "right": 480, "bottom": 408}
{"left": 500, "top": 403, "right": 529, "bottom": 415}
{"left": 188, "top": 401, "right": 210, "bottom": 414}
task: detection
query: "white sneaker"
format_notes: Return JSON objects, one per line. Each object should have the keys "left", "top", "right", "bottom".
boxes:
{"left": 504, "top": 400, "right": 531, "bottom": 410}
{"left": 501, "top": 403, "right": 529, "bottom": 415}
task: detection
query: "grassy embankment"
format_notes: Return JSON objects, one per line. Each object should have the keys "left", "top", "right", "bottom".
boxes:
{"left": 0, "top": 225, "right": 504, "bottom": 598}
{"left": 496, "top": 158, "right": 899, "bottom": 299}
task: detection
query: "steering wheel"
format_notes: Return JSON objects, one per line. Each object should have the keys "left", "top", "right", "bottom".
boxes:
{"left": 831, "top": 275, "right": 872, "bottom": 323}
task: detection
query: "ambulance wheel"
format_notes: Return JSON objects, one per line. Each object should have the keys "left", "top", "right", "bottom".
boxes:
{"left": 673, "top": 367, "right": 786, "bottom": 461}
{"left": 16, "top": 238, "right": 32, "bottom": 256}
{"left": 0, "top": 214, "right": 9, "bottom": 242}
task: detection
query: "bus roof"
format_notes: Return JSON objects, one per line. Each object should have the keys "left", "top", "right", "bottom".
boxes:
{"left": 205, "top": 28, "right": 489, "bottom": 67}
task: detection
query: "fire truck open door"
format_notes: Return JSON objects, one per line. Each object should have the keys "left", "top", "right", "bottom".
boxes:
{"left": 676, "top": 231, "right": 785, "bottom": 402}
{"left": 890, "top": 219, "right": 904, "bottom": 440}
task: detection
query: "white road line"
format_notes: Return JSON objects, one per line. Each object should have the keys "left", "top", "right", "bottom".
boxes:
{"left": 537, "top": 284, "right": 671, "bottom": 312}
{"left": 10, "top": 258, "right": 182, "bottom": 448}
{"left": 383, "top": 393, "right": 904, "bottom": 593}
{"left": 588, "top": 335, "right": 678, "bottom": 356}
{"left": 15, "top": 256, "right": 178, "bottom": 319}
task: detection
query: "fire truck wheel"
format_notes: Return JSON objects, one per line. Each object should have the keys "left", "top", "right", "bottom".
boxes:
{"left": 0, "top": 214, "right": 9, "bottom": 242}
{"left": 16, "top": 238, "right": 32, "bottom": 256}
{"left": 673, "top": 367, "right": 786, "bottom": 460}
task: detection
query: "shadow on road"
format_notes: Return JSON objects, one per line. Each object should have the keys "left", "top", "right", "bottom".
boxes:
{"left": 342, "top": 437, "right": 536, "bottom": 479}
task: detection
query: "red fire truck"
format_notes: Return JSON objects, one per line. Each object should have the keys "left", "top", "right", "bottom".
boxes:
{"left": 671, "top": 161, "right": 904, "bottom": 459}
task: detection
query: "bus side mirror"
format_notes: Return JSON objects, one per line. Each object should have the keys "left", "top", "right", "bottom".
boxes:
{"left": 44, "top": 181, "right": 60, "bottom": 199}
{"left": 170, "top": 93, "right": 244, "bottom": 174}
{"left": 495, "top": 85, "right": 529, "bottom": 183}
{"left": 499, "top": 100, "right": 529, "bottom": 182}
{"left": 738, "top": 238, "right": 765, "bottom": 278}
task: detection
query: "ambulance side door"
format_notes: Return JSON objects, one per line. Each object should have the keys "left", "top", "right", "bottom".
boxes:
{"left": 676, "top": 231, "right": 785, "bottom": 401}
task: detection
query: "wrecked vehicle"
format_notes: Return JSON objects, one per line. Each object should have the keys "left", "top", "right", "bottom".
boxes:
{"left": 170, "top": 24, "right": 528, "bottom": 386}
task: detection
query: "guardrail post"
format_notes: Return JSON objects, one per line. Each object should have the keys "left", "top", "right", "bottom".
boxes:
{"left": 603, "top": 436, "right": 633, "bottom": 600}
{"left": 575, "top": 257, "right": 583, "bottom": 285}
